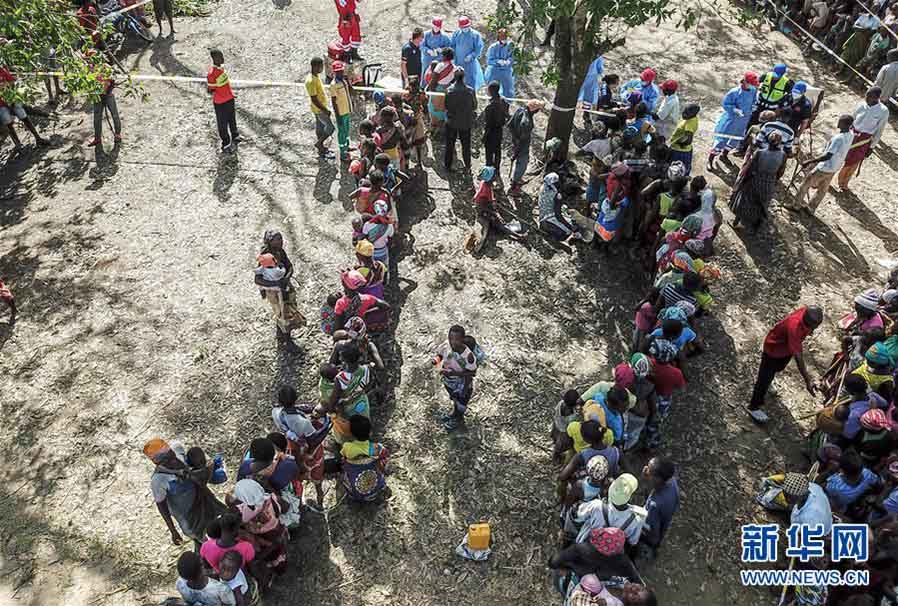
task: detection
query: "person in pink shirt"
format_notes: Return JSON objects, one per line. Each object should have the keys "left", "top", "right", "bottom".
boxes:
{"left": 199, "top": 512, "right": 255, "bottom": 574}
{"left": 632, "top": 288, "right": 661, "bottom": 353}
{"left": 333, "top": 270, "right": 390, "bottom": 332}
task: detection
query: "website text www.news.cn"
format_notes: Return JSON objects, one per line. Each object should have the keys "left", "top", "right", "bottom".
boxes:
{"left": 740, "top": 569, "right": 870, "bottom": 587}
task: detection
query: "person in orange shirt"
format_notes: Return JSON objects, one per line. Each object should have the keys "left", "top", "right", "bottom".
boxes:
{"left": 207, "top": 49, "right": 239, "bottom": 153}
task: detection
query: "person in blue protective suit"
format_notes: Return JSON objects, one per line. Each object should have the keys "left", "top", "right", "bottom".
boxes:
{"left": 451, "top": 15, "right": 485, "bottom": 91}
{"left": 707, "top": 71, "right": 759, "bottom": 171}
{"left": 738, "top": 62, "right": 792, "bottom": 155}
{"left": 484, "top": 28, "right": 515, "bottom": 98}
{"left": 578, "top": 55, "right": 605, "bottom": 127}
{"left": 620, "top": 68, "right": 661, "bottom": 113}
{"left": 422, "top": 18, "right": 452, "bottom": 79}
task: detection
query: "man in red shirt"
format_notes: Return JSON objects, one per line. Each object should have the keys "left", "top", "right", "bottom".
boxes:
{"left": 206, "top": 49, "right": 238, "bottom": 153}
{"left": 0, "top": 67, "right": 50, "bottom": 150}
{"left": 748, "top": 305, "right": 823, "bottom": 423}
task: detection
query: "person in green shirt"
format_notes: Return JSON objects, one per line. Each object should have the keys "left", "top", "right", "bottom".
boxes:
{"left": 305, "top": 57, "right": 335, "bottom": 160}
{"left": 667, "top": 103, "right": 700, "bottom": 175}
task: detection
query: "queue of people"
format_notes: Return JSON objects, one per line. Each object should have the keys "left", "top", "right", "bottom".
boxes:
{"left": 749, "top": 270, "right": 898, "bottom": 605}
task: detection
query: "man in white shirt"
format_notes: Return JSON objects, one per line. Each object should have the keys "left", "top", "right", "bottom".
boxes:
{"left": 782, "top": 472, "right": 832, "bottom": 537}
{"left": 875, "top": 49, "right": 898, "bottom": 107}
{"left": 838, "top": 86, "right": 889, "bottom": 189}
{"left": 574, "top": 473, "right": 646, "bottom": 546}
{"left": 790, "top": 114, "right": 854, "bottom": 214}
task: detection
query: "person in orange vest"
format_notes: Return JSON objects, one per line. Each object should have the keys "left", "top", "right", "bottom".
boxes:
{"left": 335, "top": 0, "right": 362, "bottom": 61}
{"left": 206, "top": 49, "right": 239, "bottom": 153}
{"left": 737, "top": 63, "right": 792, "bottom": 155}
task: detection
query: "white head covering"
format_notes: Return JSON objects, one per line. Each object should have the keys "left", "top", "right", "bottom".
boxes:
{"left": 544, "top": 172, "right": 559, "bottom": 186}
{"left": 233, "top": 479, "right": 267, "bottom": 508}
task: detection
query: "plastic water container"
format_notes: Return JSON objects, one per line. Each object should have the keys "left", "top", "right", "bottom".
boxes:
{"left": 210, "top": 454, "right": 227, "bottom": 485}
{"left": 467, "top": 523, "right": 491, "bottom": 551}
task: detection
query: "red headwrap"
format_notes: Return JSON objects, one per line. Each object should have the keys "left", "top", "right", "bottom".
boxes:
{"left": 640, "top": 68, "right": 656, "bottom": 83}
{"left": 660, "top": 79, "right": 678, "bottom": 93}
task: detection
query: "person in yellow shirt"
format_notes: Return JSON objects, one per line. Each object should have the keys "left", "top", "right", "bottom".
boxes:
{"left": 305, "top": 57, "right": 335, "bottom": 160}
{"left": 668, "top": 103, "right": 700, "bottom": 176}
{"left": 330, "top": 61, "right": 354, "bottom": 162}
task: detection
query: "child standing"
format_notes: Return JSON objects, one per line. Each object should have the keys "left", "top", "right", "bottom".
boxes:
{"left": 218, "top": 551, "right": 254, "bottom": 606}
{"left": 433, "top": 325, "right": 478, "bottom": 430}
{"left": 207, "top": 49, "right": 238, "bottom": 153}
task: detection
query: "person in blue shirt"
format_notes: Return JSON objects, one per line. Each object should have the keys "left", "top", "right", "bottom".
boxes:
{"left": 620, "top": 68, "right": 660, "bottom": 113}
{"left": 639, "top": 457, "right": 680, "bottom": 559}
{"left": 649, "top": 318, "right": 696, "bottom": 361}
{"left": 484, "top": 28, "right": 515, "bottom": 98}
{"left": 451, "top": 15, "right": 485, "bottom": 91}
{"left": 422, "top": 18, "right": 452, "bottom": 78}
{"left": 708, "top": 72, "right": 758, "bottom": 171}
{"left": 578, "top": 55, "right": 604, "bottom": 126}
{"left": 590, "top": 386, "right": 630, "bottom": 445}
{"left": 823, "top": 449, "right": 880, "bottom": 515}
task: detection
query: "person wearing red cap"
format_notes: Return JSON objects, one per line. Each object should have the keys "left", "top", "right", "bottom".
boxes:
{"left": 450, "top": 16, "right": 485, "bottom": 90}
{"left": 708, "top": 72, "right": 758, "bottom": 171}
{"left": 654, "top": 79, "right": 680, "bottom": 141}
{"left": 620, "top": 68, "right": 660, "bottom": 113}
{"left": 422, "top": 18, "right": 451, "bottom": 79}
{"left": 334, "top": 0, "right": 362, "bottom": 60}
{"left": 330, "top": 61, "right": 353, "bottom": 161}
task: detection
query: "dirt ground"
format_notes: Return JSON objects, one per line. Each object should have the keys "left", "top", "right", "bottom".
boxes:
{"left": 1, "top": 1, "right": 897, "bottom": 605}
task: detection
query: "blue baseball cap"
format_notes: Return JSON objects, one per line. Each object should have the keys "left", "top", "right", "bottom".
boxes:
{"left": 793, "top": 81, "right": 807, "bottom": 94}
{"left": 773, "top": 63, "right": 787, "bottom": 76}
{"left": 478, "top": 166, "right": 496, "bottom": 182}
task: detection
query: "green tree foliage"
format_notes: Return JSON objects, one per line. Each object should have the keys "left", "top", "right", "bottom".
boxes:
{"left": 0, "top": 0, "right": 137, "bottom": 104}
{"left": 493, "top": 0, "right": 704, "bottom": 147}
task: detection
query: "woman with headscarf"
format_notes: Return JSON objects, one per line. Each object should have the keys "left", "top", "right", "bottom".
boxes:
{"left": 255, "top": 230, "right": 306, "bottom": 353}
{"left": 538, "top": 172, "right": 577, "bottom": 242}
{"left": 333, "top": 269, "right": 391, "bottom": 332}
{"left": 144, "top": 439, "right": 226, "bottom": 547}
{"left": 227, "top": 479, "right": 288, "bottom": 577}
{"left": 353, "top": 239, "right": 387, "bottom": 297}
{"left": 594, "top": 163, "right": 632, "bottom": 246}
{"left": 728, "top": 130, "right": 785, "bottom": 233}
{"left": 853, "top": 341, "right": 896, "bottom": 402}
{"left": 549, "top": 526, "right": 642, "bottom": 599}
{"left": 424, "top": 48, "right": 456, "bottom": 131}
{"left": 653, "top": 80, "right": 680, "bottom": 141}
{"left": 848, "top": 288, "right": 885, "bottom": 334}
{"left": 322, "top": 346, "right": 372, "bottom": 444}
{"left": 361, "top": 199, "right": 395, "bottom": 267}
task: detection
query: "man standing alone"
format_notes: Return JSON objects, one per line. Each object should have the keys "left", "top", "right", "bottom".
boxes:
{"left": 444, "top": 68, "right": 477, "bottom": 172}
{"left": 207, "top": 49, "right": 238, "bottom": 153}
{"left": 306, "top": 57, "right": 335, "bottom": 160}
{"left": 747, "top": 305, "right": 822, "bottom": 424}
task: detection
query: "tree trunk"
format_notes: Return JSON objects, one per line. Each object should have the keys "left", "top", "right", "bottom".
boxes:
{"left": 546, "top": 13, "right": 598, "bottom": 150}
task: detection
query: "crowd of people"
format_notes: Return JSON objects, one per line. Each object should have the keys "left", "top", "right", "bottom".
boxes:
{"left": 2, "top": 0, "right": 897, "bottom": 604}
{"left": 745, "top": 269, "right": 898, "bottom": 605}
